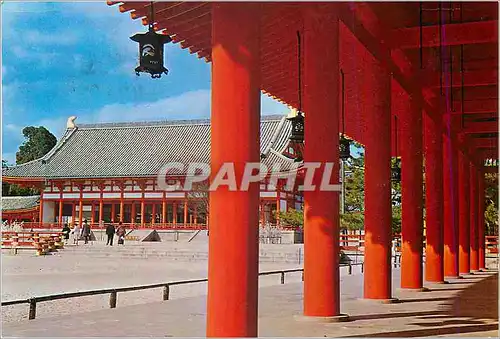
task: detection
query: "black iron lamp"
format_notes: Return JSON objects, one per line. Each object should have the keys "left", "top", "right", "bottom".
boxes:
{"left": 391, "top": 159, "right": 401, "bottom": 182}
{"left": 288, "top": 111, "right": 304, "bottom": 143}
{"left": 391, "top": 115, "right": 401, "bottom": 182}
{"left": 130, "top": 2, "right": 172, "bottom": 78}
{"left": 339, "top": 69, "right": 351, "bottom": 160}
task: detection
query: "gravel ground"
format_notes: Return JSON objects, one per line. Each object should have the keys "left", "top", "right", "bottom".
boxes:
{"left": 1, "top": 247, "right": 306, "bottom": 324}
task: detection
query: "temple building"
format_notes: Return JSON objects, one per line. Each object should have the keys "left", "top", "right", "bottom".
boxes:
{"left": 2, "top": 115, "right": 303, "bottom": 228}
{"left": 1, "top": 195, "right": 40, "bottom": 224}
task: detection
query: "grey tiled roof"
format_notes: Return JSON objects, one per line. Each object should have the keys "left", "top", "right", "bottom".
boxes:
{"left": 1, "top": 196, "right": 40, "bottom": 211}
{"left": 3, "top": 115, "right": 297, "bottom": 179}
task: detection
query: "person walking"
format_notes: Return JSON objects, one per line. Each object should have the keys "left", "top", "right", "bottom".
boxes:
{"left": 72, "top": 223, "right": 80, "bottom": 245}
{"left": 116, "top": 222, "right": 126, "bottom": 245}
{"left": 106, "top": 223, "right": 115, "bottom": 246}
{"left": 62, "top": 223, "right": 71, "bottom": 245}
{"left": 82, "top": 220, "right": 91, "bottom": 244}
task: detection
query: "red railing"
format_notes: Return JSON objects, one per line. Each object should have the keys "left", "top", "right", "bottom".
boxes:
{"left": 18, "top": 222, "right": 208, "bottom": 231}
{"left": 486, "top": 235, "right": 499, "bottom": 254}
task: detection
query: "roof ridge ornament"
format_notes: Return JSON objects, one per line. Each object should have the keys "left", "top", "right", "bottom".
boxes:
{"left": 67, "top": 116, "right": 77, "bottom": 129}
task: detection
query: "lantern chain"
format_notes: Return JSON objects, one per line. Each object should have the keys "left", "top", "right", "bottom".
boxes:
{"left": 394, "top": 115, "right": 398, "bottom": 157}
{"left": 149, "top": 1, "right": 155, "bottom": 31}
{"left": 449, "top": 2, "right": 454, "bottom": 112}
{"left": 439, "top": 3, "right": 443, "bottom": 96}
{"left": 460, "top": 2, "right": 465, "bottom": 128}
{"left": 296, "top": 30, "right": 302, "bottom": 115}
{"left": 341, "top": 69, "right": 345, "bottom": 136}
{"left": 419, "top": 1, "right": 423, "bottom": 69}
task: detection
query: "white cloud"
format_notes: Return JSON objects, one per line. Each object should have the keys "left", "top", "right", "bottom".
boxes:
{"left": 5, "top": 124, "right": 20, "bottom": 132}
{"left": 261, "top": 95, "right": 290, "bottom": 115}
{"left": 23, "top": 29, "right": 79, "bottom": 46}
{"left": 93, "top": 89, "right": 212, "bottom": 123}
{"left": 87, "top": 91, "right": 289, "bottom": 124}
{"left": 31, "top": 90, "right": 290, "bottom": 134}
{"left": 10, "top": 46, "right": 58, "bottom": 66}
{"left": 34, "top": 116, "right": 73, "bottom": 140}
{"left": 2, "top": 123, "right": 24, "bottom": 144}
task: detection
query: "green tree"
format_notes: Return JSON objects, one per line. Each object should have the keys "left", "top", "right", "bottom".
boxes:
{"left": 2, "top": 160, "right": 37, "bottom": 196}
{"left": 484, "top": 173, "right": 498, "bottom": 235}
{"left": 340, "top": 212, "right": 364, "bottom": 230}
{"left": 278, "top": 208, "right": 303, "bottom": 229}
{"left": 16, "top": 126, "right": 57, "bottom": 164}
{"left": 485, "top": 201, "right": 498, "bottom": 236}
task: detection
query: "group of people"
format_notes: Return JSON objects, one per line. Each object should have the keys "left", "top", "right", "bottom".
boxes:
{"left": 61, "top": 220, "right": 126, "bottom": 246}
{"left": 105, "top": 222, "right": 126, "bottom": 246}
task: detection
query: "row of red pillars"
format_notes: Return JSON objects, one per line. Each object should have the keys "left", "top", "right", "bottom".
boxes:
{"left": 205, "top": 3, "right": 488, "bottom": 337}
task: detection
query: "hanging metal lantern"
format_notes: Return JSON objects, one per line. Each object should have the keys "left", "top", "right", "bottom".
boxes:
{"left": 339, "top": 135, "right": 351, "bottom": 160}
{"left": 391, "top": 158, "right": 401, "bottom": 182}
{"left": 287, "top": 111, "right": 304, "bottom": 143}
{"left": 130, "top": 3, "right": 172, "bottom": 78}
{"left": 130, "top": 27, "right": 172, "bottom": 78}
{"left": 283, "top": 111, "right": 304, "bottom": 162}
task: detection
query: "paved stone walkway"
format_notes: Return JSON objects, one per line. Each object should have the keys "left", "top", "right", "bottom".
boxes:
{"left": 3, "top": 269, "right": 498, "bottom": 337}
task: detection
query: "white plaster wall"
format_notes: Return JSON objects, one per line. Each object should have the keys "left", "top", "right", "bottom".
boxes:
{"left": 42, "top": 201, "right": 56, "bottom": 223}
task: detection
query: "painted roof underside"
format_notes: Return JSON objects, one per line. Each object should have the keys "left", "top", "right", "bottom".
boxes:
{"left": 3, "top": 115, "right": 296, "bottom": 179}
{"left": 108, "top": 1, "right": 498, "bottom": 161}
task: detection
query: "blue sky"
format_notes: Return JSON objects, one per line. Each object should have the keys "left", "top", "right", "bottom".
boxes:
{"left": 1, "top": 2, "right": 289, "bottom": 165}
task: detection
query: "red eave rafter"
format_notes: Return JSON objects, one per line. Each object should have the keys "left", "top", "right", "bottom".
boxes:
{"left": 393, "top": 20, "right": 498, "bottom": 49}
{"left": 478, "top": 149, "right": 499, "bottom": 159}
{"left": 471, "top": 138, "right": 499, "bottom": 148}
{"left": 483, "top": 166, "right": 499, "bottom": 173}
{"left": 130, "top": 2, "right": 191, "bottom": 19}
{"left": 423, "top": 69, "right": 498, "bottom": 89}
{"left": 462, "top": 121, "right": 499, "bottom": 134}
{"left": 141, "top": 4, "right": 210, "bottom": 27}
{"left": 448, "top": 99, "right": 498, "bottom": 115}
{"left": 2, "top": 176, "right": 45, "bottom": 183}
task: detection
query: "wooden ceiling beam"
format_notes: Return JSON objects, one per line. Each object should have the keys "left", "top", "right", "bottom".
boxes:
{"left": 131, "top": 2, "right": 197, "bottom": 20}
{"left": 393, "top": 20, "right": 498, "bottom": 49}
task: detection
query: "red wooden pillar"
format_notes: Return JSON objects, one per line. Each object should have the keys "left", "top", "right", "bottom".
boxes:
{"left": 140, "top": 200, "right": 145, "bottom": 226}
{"left": 58, "top": 200, "right": 63, "bottom": 225}
{"left": 162, "top": 199, "right": 167, "bottom": 224}
{"left": 424, "top": 112, "right": 444, "bottom": 283}
{"left": 458, "top": 151, "right": 470, "bottom": 274}
{"left": 469, "top": 162, "right": 479, "bottom": 271}
{"left": 302, "top": 5, "right": 343, "bottom": 318}
{"left": 111, "top": 203, "right": 115, "bottom": 223}
{"left": 152, "top": 203, "right": 156, "bottom": 224}
{"left": 173, "top": 202, "right": 177, "bottom": 224}
{"left": 206, "top": 3, "right": 261, "bottom": 336}
{"left": 478, "top": 171, "right": 486, "bottom": 269}
{"left": 182, "top": 200, "right": 187, "bottom": 225}
{"left": 98, "top": 200, "right": 103, "bottom": 225}
{"left": 39, "top": 195, "right": 44, "bottom": 225}
{"left": 400, "top": 93, "right": 424, "bottom": 289}
{"left": 71, "top": 202, "right": 76, "bottom": 224}
{"left": 443, "top": 135, "right": 459, "bottom": 278}
{"left": 363, "top": 55, "right": 392, "bottom": 299}
{"left": 120, "top": 200, "right": 124, "bottom": 223}
{"left": 131, "top": 202, "right": 136, "bottom": 225}
{"left": 78, "top": 197, "right": 83, "bottom": 227}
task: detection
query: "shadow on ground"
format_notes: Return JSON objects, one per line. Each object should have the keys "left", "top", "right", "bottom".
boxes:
{"left": 340, "top": 273, "right": 499, "bottom": 338}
